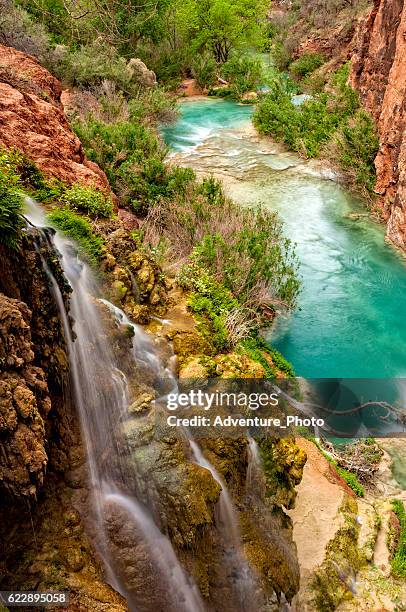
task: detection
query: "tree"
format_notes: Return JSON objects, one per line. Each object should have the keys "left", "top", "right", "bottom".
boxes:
{"left": 190, "top": 0, "right": 268, "bottom": 63}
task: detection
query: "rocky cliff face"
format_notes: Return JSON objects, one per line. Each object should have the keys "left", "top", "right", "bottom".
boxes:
{"left": 0, "top": 44, "right": 111, "bottom": 192}
{"left": 0, "top": 43, "right": 307, "bottom": 610}
{"left": 351, "top": 0, "right": 406, "bottom": 249}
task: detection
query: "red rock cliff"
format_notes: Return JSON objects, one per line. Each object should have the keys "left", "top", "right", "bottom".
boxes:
{"left": 351, "top": 0, "right": 406, "bottom": 249}
{"left": 0, "top": 44, "right": 110, "bottom": 192}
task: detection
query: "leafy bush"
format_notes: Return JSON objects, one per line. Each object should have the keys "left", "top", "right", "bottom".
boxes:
{"left": 220, "top": 53, "right": 264, "bottom": 96}
{"left": 390, "top": 499, "right": 406, "bottom": 578}
{"left": 290, "top": 52, "right": 325, "bottom": 78}
{"left": 47, "top": 207, "right": 104, "bottom": 265}
{"left": 61, "top": 184, "right": 113, "bottom": 218}
{"left": 72, "top": 116, "right": 168, "bottom": 214}
{"left": 53, "top": 41, "right": 131, "bottom": 90}
{"left": 145, "top": 175, "right": 299, "bottom": 347}
{"left": 192, "top": 54, "right": 217, "bottom": 90}
{"left": 254, "top": 63, "right": 379, "bottom": 195}
{"left": 0, "top": 0, "right": 50, "bottom": 60}
{"left": 0, "top": 150, "right": 24, "bottom": 249}
{"left": 336, "top": 110, "right": 379, "bottom": 196}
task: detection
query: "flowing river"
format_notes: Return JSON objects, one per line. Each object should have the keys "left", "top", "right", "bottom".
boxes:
{"left": 162, "top": 98, "right": 406, "bottom": 379}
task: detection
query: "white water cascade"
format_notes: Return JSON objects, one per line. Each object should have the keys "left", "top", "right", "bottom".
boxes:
{"left": 188, "top": 438, "right": 261, "bottom": 611}
{"left": 246, "top": 436, "right": 263, "bottom": 493}
{"left": 24, "top": 197, "right": 204, "bottom": 612}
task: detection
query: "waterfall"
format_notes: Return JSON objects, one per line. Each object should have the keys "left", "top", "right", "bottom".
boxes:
{"left": 188, "top": 438, "right": 261, "bottom": 611}
{"left": 246, "top": 436, "right": 263, "bottom": 493}
{"left": 24, "top": 197, "right": 204, "bottom": 612}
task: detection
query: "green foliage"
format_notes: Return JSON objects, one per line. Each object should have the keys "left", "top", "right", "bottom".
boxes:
{"left": 220, "top": 53, "right": 263, "bottom": 96}
{"left": 314, "top": 440, "right": 365, "bottom": 497}
{"left": 72, "top": 116, "right": 165, "bottom": 214}
{"left": 290, "top": 52, "right": 325, "bottom": 78}
{"left": 191, "top": 53, "right": 217, "bottom": 89}
{"left": 61, "top": 184, "right": 113, "bottom": 218}
{"left": 336, "top": 110, "right": 379, "bottom": 195}
{"left": 179, "top": 263, "right": 238, "bottom": 351}
{"left": 146, "top": 174, "right": 299, "bottom": 339}
{"left": 272, "top": 41, "right": 292, "bottom": 71}
{"left": 190, "top": 193, "right": 300, "bottom": 307}
{"left": 0, "top": 149, "right": 24, "bottom": 249}
{"left": 241, "top": 336, "right": 295, "bottom": 378}
{"left": 390, "top": 499, "right": 406, "bottom": 578}
{"left": 335, "top": 466, "right": 365, "bottom": 497}
{"left": 188, "top": 0, "right": 269, "bottom": 63}
{"left": 47, "top": 207, "right": 104, "bottom": 265}
{"left": 254, "top": 63, "right": 378, "bottom": 195}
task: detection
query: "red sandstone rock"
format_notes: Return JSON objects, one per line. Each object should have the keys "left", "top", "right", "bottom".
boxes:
{"left": 0, "top": 44, "right": 111, "bottom": 193}
{"left": 351, "top": 0, "right": 406, "bottom": 249}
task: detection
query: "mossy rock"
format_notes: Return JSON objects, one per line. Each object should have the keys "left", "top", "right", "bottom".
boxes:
{"left": 214, "top": 353, "right": 266, "bottom": 378}
{"left": 179, "top": 356, "right": 210, "bottom": 379}
{"left": 311, "top": 495, "right": 363, "bottom": 612}
{"left": 170, "top": 330, "right": 214, "bottom": 364}
{"left": 259, "top": 438, "right": 307, "bottom": 510}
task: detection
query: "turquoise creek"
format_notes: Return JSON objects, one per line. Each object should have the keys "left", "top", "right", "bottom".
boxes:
{"left": 163, "top": 98, "right": 406, "bottom": 378}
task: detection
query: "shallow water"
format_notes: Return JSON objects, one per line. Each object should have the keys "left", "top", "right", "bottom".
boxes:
{"left": 163, "top": 99, "right": 406, "bottom": 379}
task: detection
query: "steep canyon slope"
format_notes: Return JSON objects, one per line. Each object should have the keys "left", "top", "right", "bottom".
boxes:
{"left": 351, "top": 0, "right": 406, "bottom": 250}
{"left": 0, "top": 43, "right": 306, "bottom": 610}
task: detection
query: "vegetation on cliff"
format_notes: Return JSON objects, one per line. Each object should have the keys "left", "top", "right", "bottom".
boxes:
{"left": 389, "top": 499, "right": 406, "bottom": 578}
{"left": 254, "top": 63, "right": 379, "bottom": 197}
{"left": 0, "top": 149, "right": 24, "bottom": 248}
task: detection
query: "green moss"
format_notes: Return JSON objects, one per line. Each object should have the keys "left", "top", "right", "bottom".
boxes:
{"left": 390, "top": 499, "right": 406, "bottom": 578}
{"left": 47, "top": 207, "right": 104, "bottom": 265}
{"left": 240, "top": 336, "right": 295, "bottom": 378}
{"left": 180, "top": 263, "right": 239, "bottom": 351}
{"left": 311, "top": 496, "right": 362, "bottom": 611}
{"left": 313, "top": 440, "right": 365, "bottom": 498}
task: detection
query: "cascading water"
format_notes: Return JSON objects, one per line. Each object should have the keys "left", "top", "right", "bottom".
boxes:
{"left": 188, "top": 438, "right": 261, "bottom": 611}
{"left": 24, "top": 197, "right": 204, "bottom": 612}
{"left": 246, "top": 436, "right": 263, "bottom": 494}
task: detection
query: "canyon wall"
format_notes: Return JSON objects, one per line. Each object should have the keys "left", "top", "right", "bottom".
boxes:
{"left": 0, "top": 44, "right": 111, "bottom": 192}
{"left": 351, "top": 0, "right": 406, "bottom": 249}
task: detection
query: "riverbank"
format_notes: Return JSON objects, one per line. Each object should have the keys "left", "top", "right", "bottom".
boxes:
{"left": 163, "top": 97, "right": 406, "bottom": 379}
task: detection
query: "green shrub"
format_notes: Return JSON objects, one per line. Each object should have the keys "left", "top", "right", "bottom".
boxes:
{"left": 272, "top": 41, "right": 292, "bottom": 71}
{"left": 254, "top": 63, "right": 379, "bottom": 195}
{"left": 72, "top": 116, "right": 187, "bottom": 214}
{"left": 336, "top": 110, "right": 379, "bottom": 196}
{"left": 61, "top": 183, "right": 113, "bottom": 218}
{"left": 47, "top": 207, "right": 104, "bottom": 265}
{"left": 145, "top": 175, "right": 300, "bottom": 328}
{"left": 190, "top": 201, "right": 299, "bottom": 307}
{"left": 0, "top": 149, "right": 25, "bottom": 249}
{"left": 180, "top": 264, "right": 238, "bottom": 351}
{"left": 290, "top": 52, "right": 325, "bottom": 78}
{"left": 191, "top": 53, "right": 217, "bottom": 89}
{"left": 390, "top": 499, "right": 406, "bottom": 578}
{"left": 241, "top": 336, "right": 295, "bottom": 377}
{"left": 220, "top": 53, "right": 264, "bottom": 96}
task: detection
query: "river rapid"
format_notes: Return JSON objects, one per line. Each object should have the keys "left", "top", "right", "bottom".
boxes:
{"left": 162, "top": 98, "right": 406, "bottom": 380}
